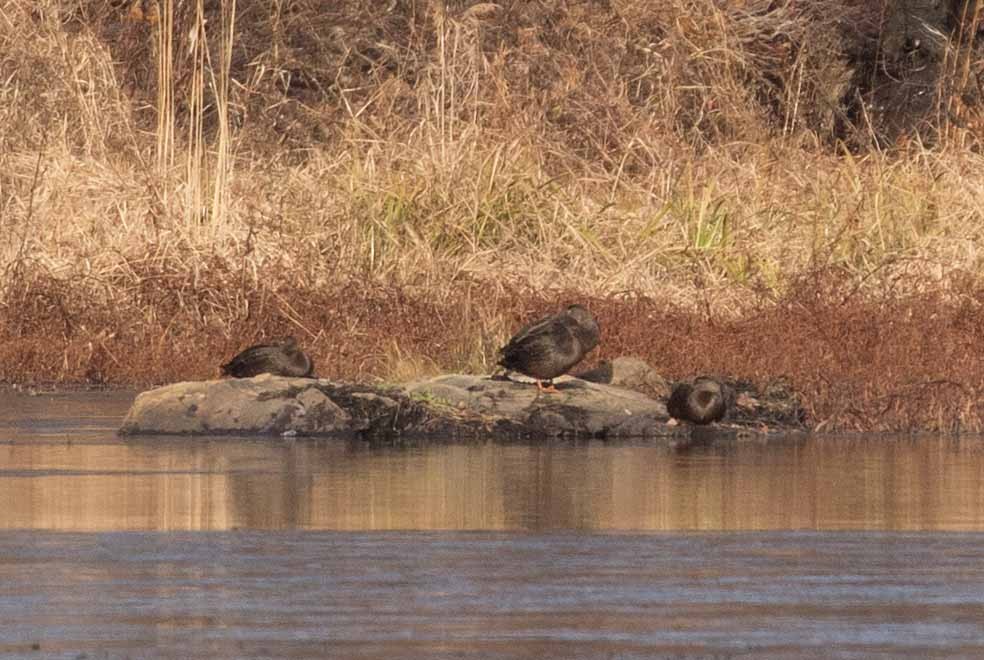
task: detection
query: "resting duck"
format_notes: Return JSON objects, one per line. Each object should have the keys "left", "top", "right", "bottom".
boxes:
{"left": 667, "top": 376, "right": 735, "bottom": 424}
{"left": 497, "top": 304, "right": 600, "bottom": 393}
{"left": 220, "top": 336, "right": 314, "bottom": 378}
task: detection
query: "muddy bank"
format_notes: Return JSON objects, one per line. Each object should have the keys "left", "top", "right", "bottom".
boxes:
{"left": 62, "top": 1, "right": 984, "bottom": 149}
{"left": 870, "top": 0, "right": 984, "bottom": 142}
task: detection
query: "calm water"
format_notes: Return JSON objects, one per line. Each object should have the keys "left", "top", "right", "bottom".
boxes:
{"left": 2, "top": 390, "right": 984, "bottom": 658}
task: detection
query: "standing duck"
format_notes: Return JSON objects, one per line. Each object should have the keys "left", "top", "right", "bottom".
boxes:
{"left": 220, "top": 336, "right": 314, "bottom": 378}
{"left": 667, "top": 376, "right": 735, "bottom": 424}
{"left": 497, "top": 304, "right": 600, "bottom": 393}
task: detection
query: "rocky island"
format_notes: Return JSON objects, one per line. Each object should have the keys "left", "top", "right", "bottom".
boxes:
{"left": 119, "top": 358, "right": 805, "bottom": 440}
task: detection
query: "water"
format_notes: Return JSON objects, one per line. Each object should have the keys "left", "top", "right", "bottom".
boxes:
{"left": 2, "top": 390, "right": 984, "bottom": 658}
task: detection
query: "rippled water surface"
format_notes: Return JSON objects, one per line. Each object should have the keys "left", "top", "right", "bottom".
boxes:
{"left": 2, "top": 390, "right": 984, "bottom": 658}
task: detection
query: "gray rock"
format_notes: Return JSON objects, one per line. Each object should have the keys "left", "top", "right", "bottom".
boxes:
{"left": 119, "top": 364, "right": 809, "bottom": 438}
{"left": 576, "top": 356, "right": 671, "bottom": 399}
{"left": 120, "top": 375, "right": 417, "bottom": 437}
{"left": 405, "top": 374, "right": 679, "bottom": 438}
{"left": 120, "top": 372, "right": 686, "bottom": 439}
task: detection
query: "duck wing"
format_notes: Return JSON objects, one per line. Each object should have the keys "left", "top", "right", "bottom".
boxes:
{"left": 221, "top": 343, "right": 283, "bottom": 377}
{"left": 501, "top": 311, "right": 556, "bottom": 348}
{"left": 498, "top": 315, "right": 582, "bottom": 379}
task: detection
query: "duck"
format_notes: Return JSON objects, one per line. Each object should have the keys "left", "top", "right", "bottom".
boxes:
{"left": 667, "top": 376, "right": 735, "bottom": 424}
{"left": 220, "top": 336, "right": 314, "bottom": 378}
{"left": 497, "top": 304, "right": 600, "bottom": 393}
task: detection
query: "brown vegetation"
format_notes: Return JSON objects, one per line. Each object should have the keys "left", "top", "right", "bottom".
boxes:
{"left": 5, "top": 266, "right": 984, "bottom": 433}
{"left": 3, "top": 1, "right": 984, "bottom": 431}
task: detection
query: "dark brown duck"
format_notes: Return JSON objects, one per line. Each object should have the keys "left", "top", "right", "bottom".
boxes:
{"left": 667, "top": 376, "right": 735, "bottom": 424}
{"left": 220, "top": 336, "right": 314, "bottom": 378}
{"left": 497, "top": 304, "right": 600, "bottom": 393}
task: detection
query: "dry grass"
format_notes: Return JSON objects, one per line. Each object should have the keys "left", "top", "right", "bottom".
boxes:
{"left": 3, "top": 0, "right": 984, "bottom": 431}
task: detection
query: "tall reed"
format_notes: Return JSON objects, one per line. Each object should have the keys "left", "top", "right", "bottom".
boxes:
{"left": 209, "top": 0, "right": 237, "bottom": 233}
{"left": 152, "top": 0, "right": 237, "bottom": 236}
{"left": 154, "top": 0, "right": 175, "bottom": 173}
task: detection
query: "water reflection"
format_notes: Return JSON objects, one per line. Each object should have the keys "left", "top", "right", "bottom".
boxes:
{"left": 6, "top": 392, "right": 984, "bottom": 659}
{"left": 2, "top": 431, "right": 984, "bottom": 532}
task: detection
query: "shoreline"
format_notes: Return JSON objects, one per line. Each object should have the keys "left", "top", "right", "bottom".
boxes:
{"left": 3, "top": 276, "right": 984, "bottom": 433}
